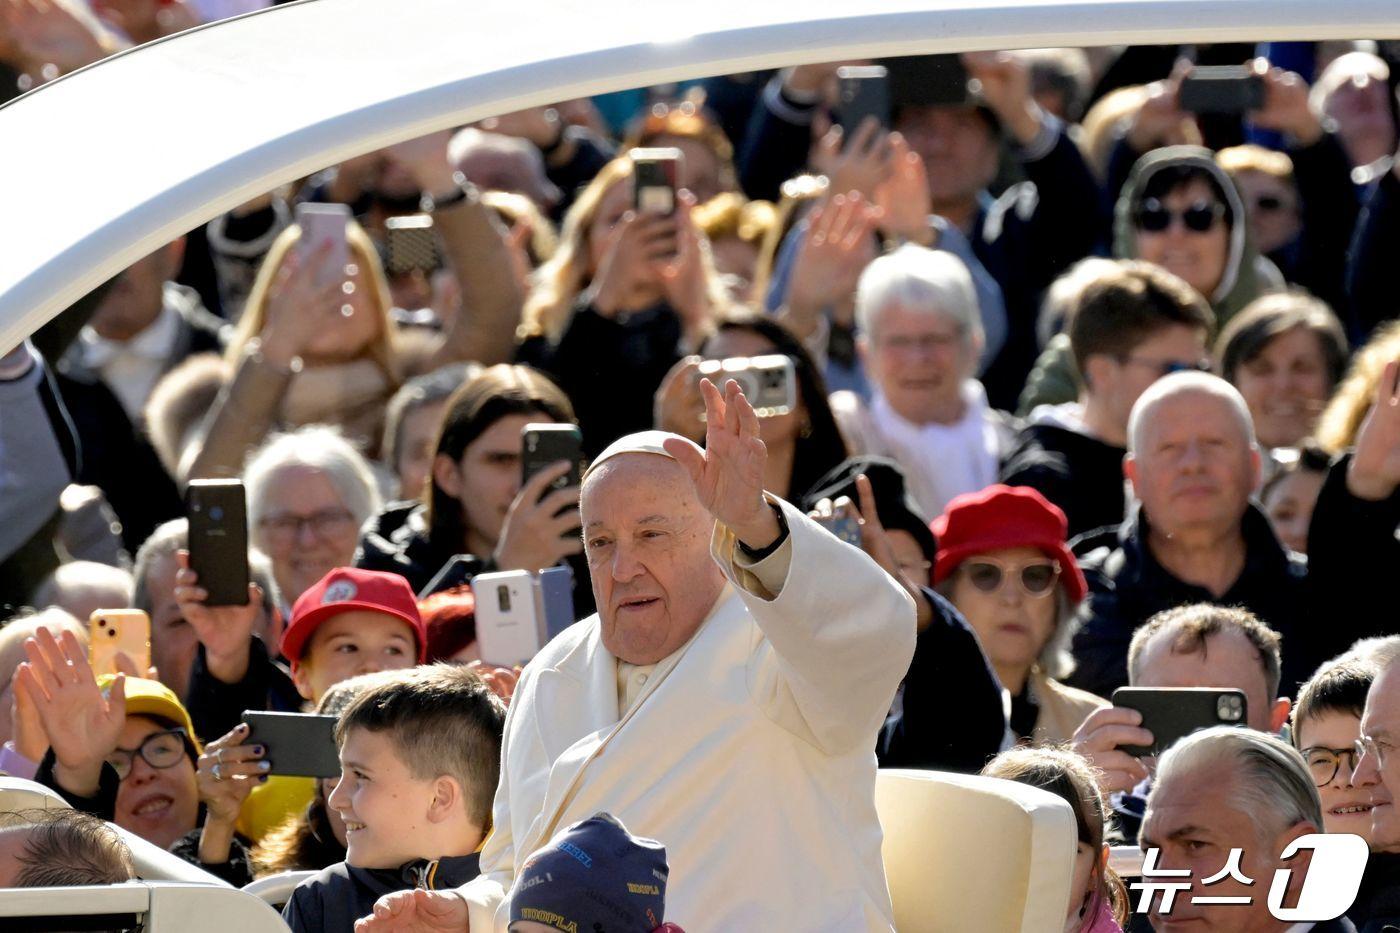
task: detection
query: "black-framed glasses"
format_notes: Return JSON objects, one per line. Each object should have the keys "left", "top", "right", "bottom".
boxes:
{"left": 105, "top": 729, "right": 190, "bottom": 781}
{"left": 1134, "top": 198, "right": 1226, "bottom": 233}
{"left": 257, "top": 507, "right": 356, "bottom": 543}
{"left": 1119, "top": 355, "right": 1214, "bottom": 378}
{"left": 1302, "top": 745, "right": 1360, "bottom": 787}
{"left": 961, "top": 558, "right": 1061, "bottom": 598}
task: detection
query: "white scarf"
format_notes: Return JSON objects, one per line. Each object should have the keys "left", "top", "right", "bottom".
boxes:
{"left": 869, "top": 380, "right": 1000, "bottom": 517}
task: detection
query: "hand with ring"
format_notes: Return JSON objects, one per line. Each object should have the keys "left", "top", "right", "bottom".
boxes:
{"left": 196, "top": 722, "right": 268, "bottom": 827}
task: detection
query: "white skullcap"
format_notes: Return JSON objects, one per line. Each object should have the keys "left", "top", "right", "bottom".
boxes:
{"left": 583, "top": 430, "right": 699, "bottom": 480}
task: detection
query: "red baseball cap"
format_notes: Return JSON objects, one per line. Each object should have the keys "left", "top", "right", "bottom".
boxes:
{"left": 281, "top": 567, "right": 427, "bottom": 665}
{"left": 930, "top": 485, "right": 1087, "bottom": 603}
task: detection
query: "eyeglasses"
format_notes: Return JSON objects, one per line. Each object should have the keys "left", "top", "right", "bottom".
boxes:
{"left": 1356, "top": 734, "right": 1394, "bottom": 770}
{"left": 1134, "top": 198, "right": 1226, "bottom": 233}
{"left": 257, "top": 507, "right": 357, "bottom": 543}
{"left": 105, "top": 729, "right": 190, "bottom": 781}
{"left": 1302, "top": 745, "right": 1360, "bottom": 787}
{"left": 960, "top": 558, "right": 1061, "bottom": 598}
{"left": 1119, "top": 355, "right": 1214, "bottom": 378}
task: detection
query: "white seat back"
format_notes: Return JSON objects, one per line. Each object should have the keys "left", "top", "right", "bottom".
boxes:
{"left": 243, "top": 870, "right": 318, "bottom": 910}
{"left": 876, "top": 768, "right": 1077, "bottom": 933}
{"left": 0, "top": 881, "right": 289, "bottom": 932}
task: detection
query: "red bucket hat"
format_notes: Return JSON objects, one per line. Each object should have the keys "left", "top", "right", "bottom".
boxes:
{"left": 930, "top": 485, "right": 1087, "bottom": 603}
{"left": 281, "top": 567, "right": 427, "bottom": 665}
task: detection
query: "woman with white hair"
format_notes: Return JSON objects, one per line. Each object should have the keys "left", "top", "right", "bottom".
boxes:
{"left": 830, "top": 244, "right": 1018, "bottom": 517}
{"left": 243, "top": 426, "right": 382, "bottom": 606}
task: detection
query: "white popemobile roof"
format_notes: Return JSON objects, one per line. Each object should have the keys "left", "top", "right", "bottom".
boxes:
{"left": 1, "top": 0, "right": 1398, "bottom": 352}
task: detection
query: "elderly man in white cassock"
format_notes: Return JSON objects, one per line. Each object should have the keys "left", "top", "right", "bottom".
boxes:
{"left": 356, "top": 378, "right": 918, "bottom": 932}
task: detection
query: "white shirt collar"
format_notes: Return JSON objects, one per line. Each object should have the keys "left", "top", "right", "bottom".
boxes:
{"left": 80, "top": 293, "right": 181, "bottom": 369}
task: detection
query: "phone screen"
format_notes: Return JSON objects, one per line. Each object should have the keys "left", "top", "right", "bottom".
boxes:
{"left": 295, "top": 202, "right": 351, "bottom": 286}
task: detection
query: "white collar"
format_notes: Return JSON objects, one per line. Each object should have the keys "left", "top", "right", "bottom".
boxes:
{"left": 80, "top": 292, "right": 181, "bottom": 368}
{"left": 870, "top": 379, "right": 987, "bottom": 435}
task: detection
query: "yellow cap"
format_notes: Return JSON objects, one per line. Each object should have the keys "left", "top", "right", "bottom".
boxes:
{"left": 97, "top": 674, "right": 202, "bottom": 754}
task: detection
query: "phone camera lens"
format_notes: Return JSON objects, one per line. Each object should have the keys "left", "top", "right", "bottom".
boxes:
{"left": 106, "top": 628, "right": 115, "bottom": 638}
{"left": 497, "top": 586, "right": 511, "bottom": 613}
{"left": 209, "top": 506, "right": 224, "bottom": 521}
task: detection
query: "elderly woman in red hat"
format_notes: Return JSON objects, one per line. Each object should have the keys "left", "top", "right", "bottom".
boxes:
{"left": 932, "top": 484, "right": 1108, "bottom": 746}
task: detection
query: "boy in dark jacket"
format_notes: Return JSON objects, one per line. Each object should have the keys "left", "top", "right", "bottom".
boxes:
{"left": 282, "top": 663, "right": 506, "bottom": 933}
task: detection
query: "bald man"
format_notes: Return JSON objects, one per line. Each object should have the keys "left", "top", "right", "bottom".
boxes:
{"left": 356, "top": 380, "right": 916, "bottom": 932}
{"left": 1068, "top": 369, "right": 1400, "bottom": 699}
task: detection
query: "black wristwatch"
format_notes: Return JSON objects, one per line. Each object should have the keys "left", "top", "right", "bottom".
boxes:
{"left": 737, "top": 503, "right": 790, "bottom": 562}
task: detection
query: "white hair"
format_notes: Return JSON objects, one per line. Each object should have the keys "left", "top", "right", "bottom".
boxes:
{"left": 855, "top": 244, "right": 983, "bottom": 347}
{"left": 1126, "top": 371, "right": 1256, "bottom": 456}
{"left": 1155, "top": 726, "right": 1322, "bottom": 841}
{"left": 243, "top": 425, "right": 382, "bottom": 528}
{"left": 1310, "top": 52, "right": 1391, "bottom": 114}
{"left": 1358, "top": 635, "right": 1400, "bottom": 675}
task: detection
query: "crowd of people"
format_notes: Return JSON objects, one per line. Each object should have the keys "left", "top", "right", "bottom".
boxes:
{"left": 4, "top": 6, "right": 1400, "bottom": 931}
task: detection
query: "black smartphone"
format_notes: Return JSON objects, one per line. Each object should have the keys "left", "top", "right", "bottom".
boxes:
{"left": 241, "top": 711, "right": 341, "bottom": 778}
{"left": 1111, "top": 687, "right": 1247, "bottom": 758}
{"left": 1179, "top": 66, "right": 1266, "bottom": 114}
{"left": 185, "top": 479, "right": 250, "bottom": 607}
{"left": 836, "top": 65, "right": 890, "bottom": 134}
{"left": 629, "top": 147, "right": 681, "bottom": 215}
{"left": 418, "top": 554, "right": 476, "bottom": 600}
{"left": 383, "top": 213, "right": 443, "bottom": 277}
{"left": 883, "top": 54, "right": 972, "bottom": 108}
{"left": 522, "top": 423, "right": 583, "bottom": 494}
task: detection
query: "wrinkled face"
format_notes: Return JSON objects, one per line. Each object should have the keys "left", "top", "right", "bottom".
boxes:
{"left": 1296, "top": 710, "right": 1373, "bottom": 842}
{"left": 1261, "top": 468, "right": 1326, "bottom": 556}
{"left": 112, "top": 716, "right": 199, "bottom": 852}
{"left": 89, "top": 244, "right": 178, "bottom": 342}
{"left": 396, "top": 398, "right": 450, "bottom": 501}
{"left": 862, "top": 303, "right": 977, "bottom": 425}
{"left": 1127, "top": 390, "right": 1259, "bottom": 539}
{"left": 1134, "top": 629, "right": 1277, "bottom": 734}
{"left": 253, "top": 465, "right": 362, "bottom": 605}
{"left": 292, "top": 611, "right": 418, "bottom": 704}
{"left": 948, "top": 545, "right": 1059, "bottom": 681}
{"left": 1232, "top": 170, "right": 1301, "bottom": 256}
{"left": 297, "top": 255, "right": 384, "bottom": 363}
{"left": 582, "top": 455, "right": 726, "bottom": 665}
{"left": 1089, "top": 325, "right": 1209, "bottom": 435}
{"left": 893, "top": 105, "right": 999, "bottom": 210}
{"left": 1134, "top": 179, "right": 1230, "bottom": 301}
{"left": 329, "top": 727, "right": 442, "bottom": 868}
{"left": 703, "top": 329, "right": 805, "bottom": 450}
{"left": 1231, "top": 327, "right": 1333, "bottom": 450}
{"left": 145, "top": 552, "right": 197, "bottom": 698}
{"left": 1322, "top": 73, "right": 1398, "bottom": 168}
{"left": 445, "top": 412, "right": 555, "bottom": 551}
{"left": 1142, "top": 767, "right": 1302, "bottom": 933}
{"left": 1355, "top": 664, "right": 1400, "bottom": 851}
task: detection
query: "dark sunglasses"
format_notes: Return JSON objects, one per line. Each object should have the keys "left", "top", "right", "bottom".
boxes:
{"left": 1135, "top": 198, "right": 1225, "bottom": 233}
{"left": 961, "top": 558, "right": 1061, "bottom": 597}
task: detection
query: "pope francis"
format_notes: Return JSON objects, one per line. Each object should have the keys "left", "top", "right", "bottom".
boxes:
{"left": 355, "top": 378, "right": 918, "bottom": 932}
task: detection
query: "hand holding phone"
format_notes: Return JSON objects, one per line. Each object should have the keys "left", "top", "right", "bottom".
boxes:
{"left": 1179, "top": 65, "right": 1266, "bottom": 114}
{"left": 494, "top": 460, "right": 584, "bottom": 573}
{"left": 1110, "top": 687, "right": 1247, "bottom": 757}
{"left": 88, "top": 609, "right": 152, "bottom": 679}
{"left": 630, "top": 147, "right": 682, "bottom": 216}
{"left": 836, "top": 65, "right": 890, "bottom": 135}
{"left": 185, "top": 480, "right": 250, "bottom": 607}
{"left": 295, "top": 202, "right": 352, "bottom": 286}
{"left": 473, "top": 570, "right": 545, "bottom": 667}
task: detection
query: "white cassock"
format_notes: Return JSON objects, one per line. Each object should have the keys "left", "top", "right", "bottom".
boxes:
{"left": 456, "top": 496, "right": 917, "bottom": 931}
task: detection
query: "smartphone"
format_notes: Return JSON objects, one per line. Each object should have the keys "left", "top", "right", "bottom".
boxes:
{"left": 814, "top": 511, "right": 863, "bottom": 549}
{"left": 537, "top": 565, "right": 576, "bottom": 642}
{"left": 629, "top": 147, "right": 682, "bottom": 215}
{"left": 383, "top": 213, "right": 442, "bottom": 277}
{"left": 241, "top": 711, "right": 341, "bottom": 778}
{"left": 185, "top": 479, "right": 250, "bottom": 607}
{"left": 1111, "top": 687, "right": 1248, "bottom": 758}
{"left": 472, "top": 570, "right": 544, "bottom": 666}
{"left": 522, "top": 423, "right": 583, "bottom": 496}
{"left": 295, "top": 201, "right": 351, "bottom": 286}
{"left": 696, "top": 355, "right": 797, "bottom": 419}
{"left": 1179, "top": 66, "right": 1266, "bottom": 114}
{"left": 88, "top": 609, "right": 151, "bottom": 679}
{"left": 418, "top": 554, "right": 476, "bottom": 600}
{"left": 884, "top": 54, "right": 972, "bottom": 107}
{"left": 836, "top": 65, "right": 890, "bottom": 134}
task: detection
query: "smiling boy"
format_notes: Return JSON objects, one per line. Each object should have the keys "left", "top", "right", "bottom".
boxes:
{"left": 282, "top": 663, "right": 505, "bottom": 933}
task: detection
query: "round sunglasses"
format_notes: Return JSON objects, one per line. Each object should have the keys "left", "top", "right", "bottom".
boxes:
{"left": 959, "top": 558, "right": 1061, "bottom": 598}
{"left": 1134, "top": 197, "right": 1225, "bottom": 234}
